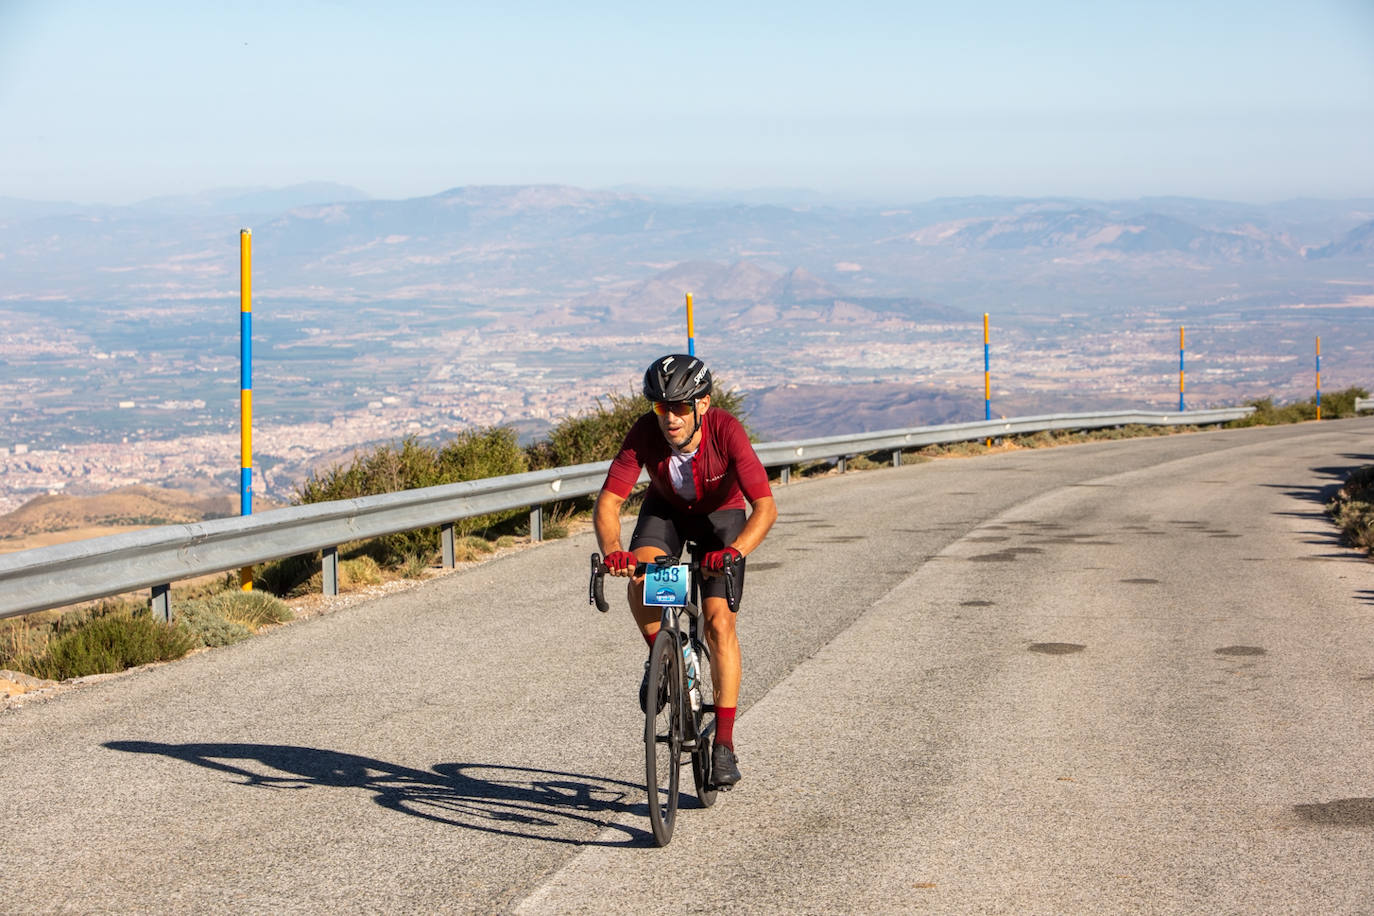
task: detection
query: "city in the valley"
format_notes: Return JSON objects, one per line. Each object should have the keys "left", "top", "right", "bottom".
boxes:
{"left": 2, "top": 186, "right": 1371, "bottom": 517}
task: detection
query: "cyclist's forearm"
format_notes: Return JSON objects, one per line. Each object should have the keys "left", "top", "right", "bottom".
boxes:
{"left": 731, "top": 496, "right": 778, "bottom": 557}
{"left": 593, "top": 489, "right": 627, "bottom": 554}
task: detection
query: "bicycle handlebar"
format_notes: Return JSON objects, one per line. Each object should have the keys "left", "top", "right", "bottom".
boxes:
{"left": 588, "top": 552, "right": 739, "bottom": 614}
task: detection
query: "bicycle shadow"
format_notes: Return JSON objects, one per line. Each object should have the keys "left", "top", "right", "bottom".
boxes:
{"left": 103, "top": 741, "right": 667, "bottom": 847}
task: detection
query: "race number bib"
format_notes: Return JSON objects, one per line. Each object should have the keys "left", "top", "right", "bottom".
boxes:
{"left": 643, "top": 563, "right": 690, "bottom": 607}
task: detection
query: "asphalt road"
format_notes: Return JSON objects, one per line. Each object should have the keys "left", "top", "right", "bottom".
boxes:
{"left": 3, "top": 418, "right": 1373, "bottom": 914}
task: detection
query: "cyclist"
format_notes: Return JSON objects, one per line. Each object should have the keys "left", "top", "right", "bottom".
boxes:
{"left": 594, "top": 353, "right": 777, "bottom": 788}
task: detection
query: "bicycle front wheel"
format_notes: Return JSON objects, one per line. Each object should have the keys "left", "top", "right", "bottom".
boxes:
{"left": 645, "top": 631, "right": 683, "bottom": 846}
{"left": 689, "top": 638, "right": 718, "bottom": 808}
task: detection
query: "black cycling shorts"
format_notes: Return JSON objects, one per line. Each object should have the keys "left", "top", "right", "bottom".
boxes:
{"left": 629, "top": 491, "right": 747, "bottom": 605}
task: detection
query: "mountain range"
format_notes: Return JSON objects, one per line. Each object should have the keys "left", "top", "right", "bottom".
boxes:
{"left": 1, "top": 183, "right": 1371, "bottom": 321}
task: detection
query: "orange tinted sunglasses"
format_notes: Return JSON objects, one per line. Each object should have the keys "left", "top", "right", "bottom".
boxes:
{"left": 652, "top": 401, "right": 696, "bottom": 417}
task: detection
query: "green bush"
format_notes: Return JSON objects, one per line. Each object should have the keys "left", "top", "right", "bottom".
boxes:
{"left": 1230, "top": 397, "right": 1315, "bottom": 426}
{"left": 438, "top": 428, "right": 530, "bottom": 536}
{"left": 536, "top": 384, "right": 752, "bottom": 469}
{"left": 24, "top": 611, "right": 197, "bottom": 681}
{"left": 1318, "top": 386, "right": 1370, "bottom": 419}
{"left": 1, "top": 600, "right": 145, "bottom": 673}
{"left": 1232, "top": 387, "right": 1369, "bottom": 427}
{"left": 542, "top": 391, "right": 650, "bottom": 468}
{"left": 294, "top": 427, "right": 529, "bottom": 564}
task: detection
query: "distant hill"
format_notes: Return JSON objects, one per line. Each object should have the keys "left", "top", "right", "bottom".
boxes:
{"left": 0, "top": 486, "right": 238, "bottom": 539}
{"left": 0, "top": 196, "right": 94, "bottom": 221}
{"left": 905, "top": 209, "right": 1296, "bottom": 262}
{"left": 1305, "top": 219, "right": 1374, "bottom": 259}
{"left": 129, "top": 182, "right": 371, "bottom": 216}
{"left": 573, "top": 259, "right": 969, "bottom": 329}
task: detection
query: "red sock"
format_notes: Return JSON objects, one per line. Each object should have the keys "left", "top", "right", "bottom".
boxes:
{"left": 715, "top": 706, "right": 736, "bottom": 749}
{"left": 644, "top": 629, "right": 657, "bottom": 647}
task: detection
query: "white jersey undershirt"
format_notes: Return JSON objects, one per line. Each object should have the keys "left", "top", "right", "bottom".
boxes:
{"left": 667, "top": 447, "right": 697, "bottom": 501}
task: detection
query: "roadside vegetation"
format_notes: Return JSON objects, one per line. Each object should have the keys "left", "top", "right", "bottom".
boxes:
{"left": 2, "top": 583, "right": 292, "bottom": 682}
{"left": 1328, "top": 465, "right": 1374, "bottom": 557}
{"left": 1229, "top": 386, "right": 1369, "bottom": 426}
{"left": 5, "top": 383, "right": 1368, "bottom": 691}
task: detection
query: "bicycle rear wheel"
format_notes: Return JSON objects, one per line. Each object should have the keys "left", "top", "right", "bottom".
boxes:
{"left": 645, "top": 631, "right": 683, "bottom": 846}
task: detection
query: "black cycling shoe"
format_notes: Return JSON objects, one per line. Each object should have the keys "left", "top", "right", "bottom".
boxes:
{"left": 710, "top": 742, "right": 742, "bottom": 788}
{"left": 639, "top": 658, "right": 666, "bottom": 714}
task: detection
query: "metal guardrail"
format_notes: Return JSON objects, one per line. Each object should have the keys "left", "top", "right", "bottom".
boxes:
{"left": 1357, "top": 397, "right": 1372, "bottom": 413}
{"left": 753, "top": 408, "right": 1253, "bottom": 476}
{"left": 0, "top": 406, "right": 1253, "bottom": 622}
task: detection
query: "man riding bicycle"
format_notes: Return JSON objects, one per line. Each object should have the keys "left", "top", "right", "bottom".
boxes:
{"left": 594, "top": 354, "right": 777, "bottom": 788}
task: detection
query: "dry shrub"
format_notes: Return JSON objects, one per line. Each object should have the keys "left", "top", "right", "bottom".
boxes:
{"left": 1329, "top": 465, "right": 1374, "bottom": 555}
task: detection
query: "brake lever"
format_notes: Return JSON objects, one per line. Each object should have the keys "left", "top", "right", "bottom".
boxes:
{"left": 589, "top": 553, "right": 609, "bottom": 613}
{"left": 723, "top": 554, "right": 739, "bottom": 614}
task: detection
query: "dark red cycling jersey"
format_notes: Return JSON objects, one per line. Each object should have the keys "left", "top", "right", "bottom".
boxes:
{"left": 602, "top": 409, "right": 773, "bottom": 514}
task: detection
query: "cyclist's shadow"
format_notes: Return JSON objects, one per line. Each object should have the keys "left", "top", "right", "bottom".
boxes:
{"left": 104, "top": 741, "right": 657, "bottom": 847}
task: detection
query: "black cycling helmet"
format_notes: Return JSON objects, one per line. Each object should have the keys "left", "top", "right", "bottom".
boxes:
{"left": 642, "top": 353, "right": 712, "bottom": 403}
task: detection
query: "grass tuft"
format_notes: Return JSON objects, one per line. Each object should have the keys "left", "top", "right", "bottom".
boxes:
{"left": 399, "top": 553, "right": 431, "bottom": 579}
{"left": 176, "top": 601, "right": 254, "bottom": 648}
{"left": 209, "top": 591, "right": 294, "bottom": 631}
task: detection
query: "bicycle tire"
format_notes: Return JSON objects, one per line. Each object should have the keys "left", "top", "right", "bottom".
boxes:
{"left": 691, "top": 710, "right": 717, "bottom": 808}
{"left": 644, "top": 631, "right": 683, "bottom": 846}
{"left": 688, "top": 637, "right": 718, "bottom": 808}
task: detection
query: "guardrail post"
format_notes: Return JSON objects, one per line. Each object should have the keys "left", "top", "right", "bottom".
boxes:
{"left": 441, "top": 523, "right": 455, "bottom": 568}
{"left": 530, "top": 506, "right": 543, "bottom": 542}
{"left": 322, "top": 546, "right": 339, "bottom": 596}
{"left": 892, "top": 450, "right": 901, "bottom": 468}
{"left": 837, "top": 456, "right": 847, "bottom": 474}
{"left": 780, "top": 466, "right": 791, "bottom": 485}
{"left": 150, "top": 584, "right": 170, "bottom": 623}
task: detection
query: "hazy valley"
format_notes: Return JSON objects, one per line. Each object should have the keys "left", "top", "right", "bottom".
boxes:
{"left": 2, "top": 184, "right": 1372, "bottom": 522}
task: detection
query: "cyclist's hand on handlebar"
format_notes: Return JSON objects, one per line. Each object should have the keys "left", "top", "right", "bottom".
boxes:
{"left": 702, "top": 546, "right": 741, "bottom": 575}
{"left": 603, "top": 550, "right": 637, "bottom": 577}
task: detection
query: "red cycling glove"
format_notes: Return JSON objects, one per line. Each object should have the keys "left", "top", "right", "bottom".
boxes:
{"left": 702, "top": 546, "right": 742, "bottom": 572}
{"left": 603, "top": 550, "right": 637, "bottom": 574}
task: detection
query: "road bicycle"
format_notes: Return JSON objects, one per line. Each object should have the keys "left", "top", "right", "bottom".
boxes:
{"left": 589, "top": 547, "right": 738, "bottom": 847}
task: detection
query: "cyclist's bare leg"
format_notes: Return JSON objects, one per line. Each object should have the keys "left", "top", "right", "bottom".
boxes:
{"left": 701, "top": 594, "right": 740, "bottom": 708}
{"left": 626, "top": 545, "right": 667, "bottom": 641}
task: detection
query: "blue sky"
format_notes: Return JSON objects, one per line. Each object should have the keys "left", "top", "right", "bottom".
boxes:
{"left": 1, "top": 0, "right": 1371, "bottom": 204}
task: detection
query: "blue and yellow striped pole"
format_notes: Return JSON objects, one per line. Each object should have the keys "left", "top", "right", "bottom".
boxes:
{"left": 686, "top": 292, "right": 696, "bottom": 357}
{"left": 1316, "top": 336, "right": 1322, "bottom": 420}
{"left": 983, "top": 313, "right": 991, "bottom": 446}
{"left": 1179, "top": 326, "right": 1185, "bottom": 412}
{"left": 239, "top": 229, "right": 253, "bottom": 591}
{"left": 983, "top": 313, "right": 991, "bottom": 420}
